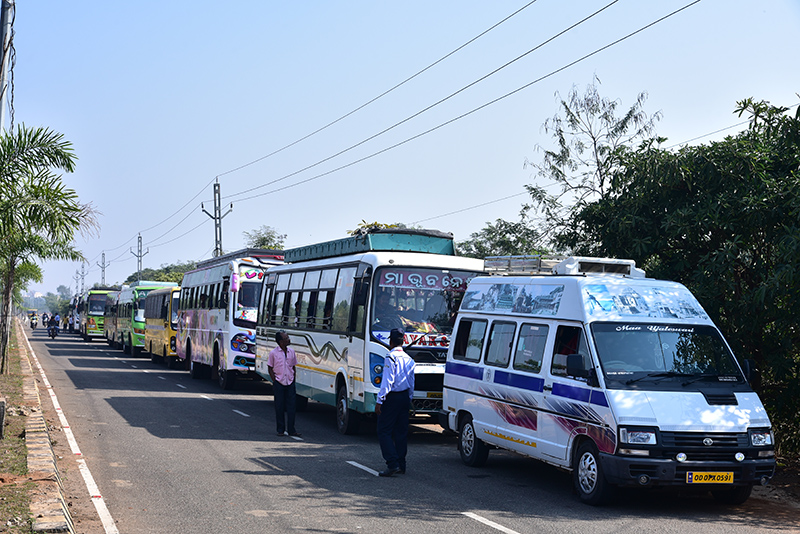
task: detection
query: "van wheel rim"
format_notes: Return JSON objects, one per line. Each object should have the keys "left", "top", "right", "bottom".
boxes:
{"left": 462, "top": 424, "right": 475, "bottom": 456}
{"left": 578, "top": 452, "right": 598, "bottom": 493}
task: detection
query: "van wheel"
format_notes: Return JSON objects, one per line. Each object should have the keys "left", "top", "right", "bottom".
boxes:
{"left": 189, "top": 360, "right": 204, "bottom": 379}
{"left": 711, "top": 485, "right": 753, "bottom": 505}
{"left": 573, "top": 441, "right": 613, "bottom": 505}
{"left": 336, "top": 384, "right": 360, "bottom": 435}
{"left": 459, "top": 416, "right": 489, "bottom": 467}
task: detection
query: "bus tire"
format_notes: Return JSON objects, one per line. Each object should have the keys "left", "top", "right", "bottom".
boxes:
{"left": 122, "top": 335, "right": 131, "bottom": 354}
{"left": 189, "top": 359, "right": 204, "bottom": 379}
{"left": 336, "top": 384, "right": 360, "bottom": 435}
{"left": 711, "top": 485, "right": 753, "bottom": 505}
{"left": 218, "top": 361, "right": 236, "bottom": 390}
{"left": 573, "top": 441, "right": 613, "bottom": 505}
{"left": 459, "top": 415, "right": 489, "bottom": 467}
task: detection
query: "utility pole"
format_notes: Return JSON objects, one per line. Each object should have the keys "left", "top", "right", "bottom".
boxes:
{"left": 202, "top": 178, "right": 233, "bottom": 257}
{"left": 73, "top": 270, "right": 80, "bottom": 297}
{"left": 130, "top": 234, "right": 148, "bottom": 284}
{"left": 80, "top": 262, "right": 86, "bottom": 294}
{"left": 0, "top": 0, "right": 14, "bottom": 132}
{"left": 97, "top": 252, "right": 110, "bottom": 286}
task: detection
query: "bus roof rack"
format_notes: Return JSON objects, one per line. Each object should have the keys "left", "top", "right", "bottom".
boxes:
{"left": 285, "top": 229, "right": 456, "bottom": 263}
{"left": 484, "top": 255, "right": 646, "bottom": 278}
{"left": 196, "top": 248, "right": 285, "bottom": 269}
{"left": 129, "top": 280, "right": 179, "bottom": 288}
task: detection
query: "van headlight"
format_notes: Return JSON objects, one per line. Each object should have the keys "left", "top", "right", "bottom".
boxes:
{"left": 750, "top": 429, "right": 774, "bottom": 447}
{"left": 620, "top": 427, "right": 658, "bottom": 446}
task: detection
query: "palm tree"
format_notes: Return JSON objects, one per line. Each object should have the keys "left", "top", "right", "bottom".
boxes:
{"left": 0, "top": 125, "right": 97, "bottom": 373}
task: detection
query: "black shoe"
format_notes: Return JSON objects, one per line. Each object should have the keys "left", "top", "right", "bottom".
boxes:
{"left": 397, "top": 469, "right": 405, "bottom": 474}
{"left": 288, "top": 432, "right": 302, "bottom": 437}
{"left": 378, "top": 467, "right": 401, "bottom": 477}
{"left": 277, "top": 431, "right": 286, "bottom": 436}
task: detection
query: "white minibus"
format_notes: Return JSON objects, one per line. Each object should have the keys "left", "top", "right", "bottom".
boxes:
{"left": 442, "top": 256, "right": 775, "bottom": 505}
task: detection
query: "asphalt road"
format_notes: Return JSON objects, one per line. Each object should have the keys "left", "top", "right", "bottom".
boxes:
{"left": 26, "top": 328, "right": 800, "bottom": 534}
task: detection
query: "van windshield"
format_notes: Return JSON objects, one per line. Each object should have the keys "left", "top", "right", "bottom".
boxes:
{"left": 591, "top": 323, "right": 745, "bottom": 387}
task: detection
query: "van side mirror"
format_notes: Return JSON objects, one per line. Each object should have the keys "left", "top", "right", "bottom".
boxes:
{"left": 567, "top": 353, "right": 600, "bottom": 388}
{"left": 742, "top": 358, "right": 762, "bottom": 390}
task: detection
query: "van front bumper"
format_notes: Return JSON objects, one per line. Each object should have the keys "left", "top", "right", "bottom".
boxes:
{"left": 600, "top": 453, "right": 776, "bottom": 487}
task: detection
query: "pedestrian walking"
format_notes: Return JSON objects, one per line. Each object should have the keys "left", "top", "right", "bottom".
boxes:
{"left": 267, "top": 331, "right": 301, "bottom": 437}
{"left": 375, "top": 328, "right": 415, "bottom": 477}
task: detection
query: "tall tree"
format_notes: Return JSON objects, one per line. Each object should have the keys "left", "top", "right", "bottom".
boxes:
{"left": 457, "top": 216, "right": 545, "bottom": 259}
{"left": 242, "top": 225, "right": 286, "bottom": 249}
{"left": 562, "top": 99, "right": 800, "bottom": 454}
{"left": 0, "top": 125, "right": 96, "bottom": 373}
{"left": 123, "top": 260, "right": 197, "bottom": 285}
{"left": 524, "top": 77, "right": 661, "bottom": 248}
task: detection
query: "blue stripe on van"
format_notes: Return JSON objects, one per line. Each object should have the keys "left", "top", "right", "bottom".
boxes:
{"left": 445, "top": 361, "right": 484, "bottom": 380}
{"left": 552, "top": 382, "right": 591, "bottom": 403}
{"left": 590, "top": 389, "right": 608, "bottom": 407}
{"left": 493, "top": 370, "right": 544, "bottom": 392}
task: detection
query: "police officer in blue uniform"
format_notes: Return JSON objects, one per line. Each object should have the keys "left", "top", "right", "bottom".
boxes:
{"left": 376, "top": 328, "right": 416, "bottom": 477}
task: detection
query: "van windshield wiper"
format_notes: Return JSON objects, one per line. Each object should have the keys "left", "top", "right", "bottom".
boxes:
{"left": 681, "top": 373, "right": 719, "bottom": 386}
{"left": 625, "top": 371, "right": 694, "bottom": 385}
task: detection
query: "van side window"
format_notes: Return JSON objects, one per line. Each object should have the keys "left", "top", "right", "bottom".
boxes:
{"left": 550, "top": 325, "right": 590, "bottom": 378}
{"left": 514, "top": 323, "right": 548, "bottom": 374}
{"left": 453, "top": 319, "right": 487, "bottom": 362}
{"left": 485, "top": 322, "right": 515, "bottom": 368}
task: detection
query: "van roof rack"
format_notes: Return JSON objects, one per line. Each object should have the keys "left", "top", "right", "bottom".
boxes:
{"left": 484, "top": 255, "right": 645, "bottom": 278}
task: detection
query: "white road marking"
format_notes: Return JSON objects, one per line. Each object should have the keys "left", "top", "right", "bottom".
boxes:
{"left": 176, "top": 384, "right": 187, "bottom": 389}
{"left": 290, "top": 434, "right": 303, "bottom": 441}
{"left": 232, "top": 410, "right": 250, "bottom": 417}
{"left": 23, "top": 330, "right": 120, "bottom": 534}
{"left": 462, "top": 512, "right": 521, "bottom": 534}
{"left": 158, "top": 376, "right": 166, "bottom": 380}
{"left": 200, "top": 395, "right": 213, "bottom": 401}
{"left": 347, "top": 461, "right": 378, "bottom": 476}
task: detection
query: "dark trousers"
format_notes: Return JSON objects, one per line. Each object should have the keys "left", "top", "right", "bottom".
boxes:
{"left": 377, "top": 391, "right": 410, "bottom": 470}
{"left": 273, "top": 381, "right": 296, "bottom": 434}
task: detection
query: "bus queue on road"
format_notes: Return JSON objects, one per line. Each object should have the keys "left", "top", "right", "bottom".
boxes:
{"left": 59, "top": 228, "right": 776, "bottom": 506}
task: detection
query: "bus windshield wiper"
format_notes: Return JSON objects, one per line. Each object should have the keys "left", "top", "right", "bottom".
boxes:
{"left": 626, "top": 371, "right": 694, "bottom": 385}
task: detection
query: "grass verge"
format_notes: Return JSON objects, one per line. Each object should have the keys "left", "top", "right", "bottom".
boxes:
{"left": 0, "top": 323, "right": 33, "bottom": 533}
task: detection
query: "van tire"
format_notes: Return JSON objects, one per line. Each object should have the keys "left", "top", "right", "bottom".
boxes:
{"left": 189, "top": 359, "right": 204, "bottom": 379}
{"left": 711, "top": 484, "right": 753, "bottom": 505}
{"left": 459, "top": 416, "right": 489, "bottom": 467}
{"left": 573, "top": 441, "right": 612, "bottom": 505}
{"left": 336, "top": 384, "right": 360, "bottom": 435}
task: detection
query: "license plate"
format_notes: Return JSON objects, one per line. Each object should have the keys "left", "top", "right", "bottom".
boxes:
{"left": 426, "top": 392, "right": 443, "bottom": 399}
{"left": 686, "top": 472, "right": 733, "bottom": 484}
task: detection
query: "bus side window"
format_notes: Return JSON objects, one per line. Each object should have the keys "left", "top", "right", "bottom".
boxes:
{"left": 272, "top": 292, "right": 286, "bottom": 326}
{"left": 306, "top": 291, "right": 319, "bottom": 328}
{"left": 331, "top": 267, "right": 357, "bottom": 332}
{"left": 550, "top": 325, "right": 589, "bottom": 378}
{"left": 513, "top": 324, "right": 548, "bottom": 374}
{"left": 453, "top": 319, "right": 487, "bottom": 362}
{"left": 317, "top": 291, "right": 334, "bottom": 329}
{"left": 485, "top": 321, "right": 515, "bottom": 368}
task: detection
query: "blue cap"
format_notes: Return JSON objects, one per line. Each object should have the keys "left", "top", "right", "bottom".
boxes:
{"left": 389, "top": 328, "right": 405, "bottom": 343}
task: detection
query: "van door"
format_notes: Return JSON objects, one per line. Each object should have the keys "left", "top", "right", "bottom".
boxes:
{"left": 539, "top": 322, "right": 594, "bottom": 464}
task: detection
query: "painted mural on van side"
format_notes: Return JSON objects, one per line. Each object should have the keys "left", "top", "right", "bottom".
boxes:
{"left": 461, "top": 284, "right": 565, "bottom": 316}
{"left": 583, "top": 284, "right": 709, "bottom": 320}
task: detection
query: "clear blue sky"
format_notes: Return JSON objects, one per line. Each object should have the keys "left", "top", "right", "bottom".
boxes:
{"left": 13, "top": 0, "right": 800, "bottom": 295}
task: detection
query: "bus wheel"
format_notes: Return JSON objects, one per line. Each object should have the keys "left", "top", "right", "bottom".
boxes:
{"left": 712, "top": 485, "right": 753, "bottom": 505}
{"left": 150, "top": 343, "right": 160, "bottom": 363}
{"left": 131, "top": 337, "right": 140, "bottom": 357}
{"left": 573, "top": 441, "right": 613, "bottom": 505}
{"left": 122, "top": 336, "right": 131, "bottom": 355}
{"left": 459, "top": 415, "right": 489, "bottom": 467}
{"left": 189, "top": 359, "right": 204, "bottom": 379}
{"left": 336, "top": 384, "right": 360, "bottom": 435}
{"left": 218, "top": 364, "right": 236, "bottom": 390}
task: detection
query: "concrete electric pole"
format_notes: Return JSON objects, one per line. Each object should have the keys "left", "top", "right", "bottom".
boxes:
{"left": 202, "top": 179, "right": 233, "bottom": 257}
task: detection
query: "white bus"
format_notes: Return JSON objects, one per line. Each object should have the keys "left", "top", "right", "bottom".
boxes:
{"left": 176, "top": 248, "right": 283, "bottom": 389}
{"left": 255, "top": 229, "right": 485, "bottom": 434}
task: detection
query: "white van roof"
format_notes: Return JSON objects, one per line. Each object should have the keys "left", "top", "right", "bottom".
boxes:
{"left": 461, "top": 274, "right": 712, "bottom": 325}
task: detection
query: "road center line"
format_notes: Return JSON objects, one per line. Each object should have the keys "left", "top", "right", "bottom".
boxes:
{"left": 232, "top": 410, "right": 250, "bottom": 417}
{"left": 176, "top": 384, "right": 187, "bottom": 389}
{"left": 347, "top": 461, "right": 378, "bottom": 476}
{"left": 462, "top": 512, "right": 521, "bottom": 534}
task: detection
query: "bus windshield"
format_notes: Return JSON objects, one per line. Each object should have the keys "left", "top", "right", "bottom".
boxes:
{"left": 88, "top": 294, "right": 106, "bottom": 314}
{"left": 234, "top": 281, "right": 261, "bottom": 327}
{"left": 134, "top": 290, "right": 152, "bottom": 323}
{"left": 371, "top": 267, "right": 479, "bottom": 338}
{"left": 171, "top": 293, "right": 180, "bottom": 329}
{"left": 591, "top": 323, "right": 745, "bottom": 387}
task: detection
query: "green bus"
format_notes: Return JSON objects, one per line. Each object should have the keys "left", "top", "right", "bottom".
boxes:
{"left": 110, "top": 281, "right": 177, "bottom": 355}
{"left": 78, "top": 288, "right": 116, "bottom": 340}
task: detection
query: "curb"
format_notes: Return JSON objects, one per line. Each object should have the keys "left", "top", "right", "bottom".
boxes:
{"left": 16, "top": 320, "right": 76, "bottom": 534}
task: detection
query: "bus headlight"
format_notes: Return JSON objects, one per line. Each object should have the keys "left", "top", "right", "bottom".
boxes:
{"left": 750, "top": 430, "right": 774, "bottom": 446}
{"left": 369, "top": 353, "right": 385, "bottom": 388}
{"left": 620, "top": 427, "right": 658, "bottom": 446}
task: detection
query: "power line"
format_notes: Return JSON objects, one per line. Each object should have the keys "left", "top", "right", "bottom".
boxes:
{"left": 221, "top": 0, "right": 621, "bottom": 204}
{"left": 226, "top": 0, "right": 703, "bottom": 206}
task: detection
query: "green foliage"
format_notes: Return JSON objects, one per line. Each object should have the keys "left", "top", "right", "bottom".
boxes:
{"left": 43, "top": 292, "right": 71, "bottom": 317}
{"left": 457, "top": 217, "right": 546, "bottom": 259}
{"left": 242, "top": 225, "right": 286, "bottom": 250}
{"left": 524, "top": 77, "right": 661, "bottom": 248}
{"left": 560, "top": 99, "right": 800, "bottom": 455}
{"left": 124, "top": 260, "right": 197, "bottom": 285}
{"left": 347, "top": 221, "right": 417, "bottom": 236}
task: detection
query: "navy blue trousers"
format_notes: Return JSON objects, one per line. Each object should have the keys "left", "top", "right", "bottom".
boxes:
{"left": 377, "top": 391, "right": 410, "bottom": 470}
{"left": 273, "top": 381, "right": 297, "bottom": 434}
